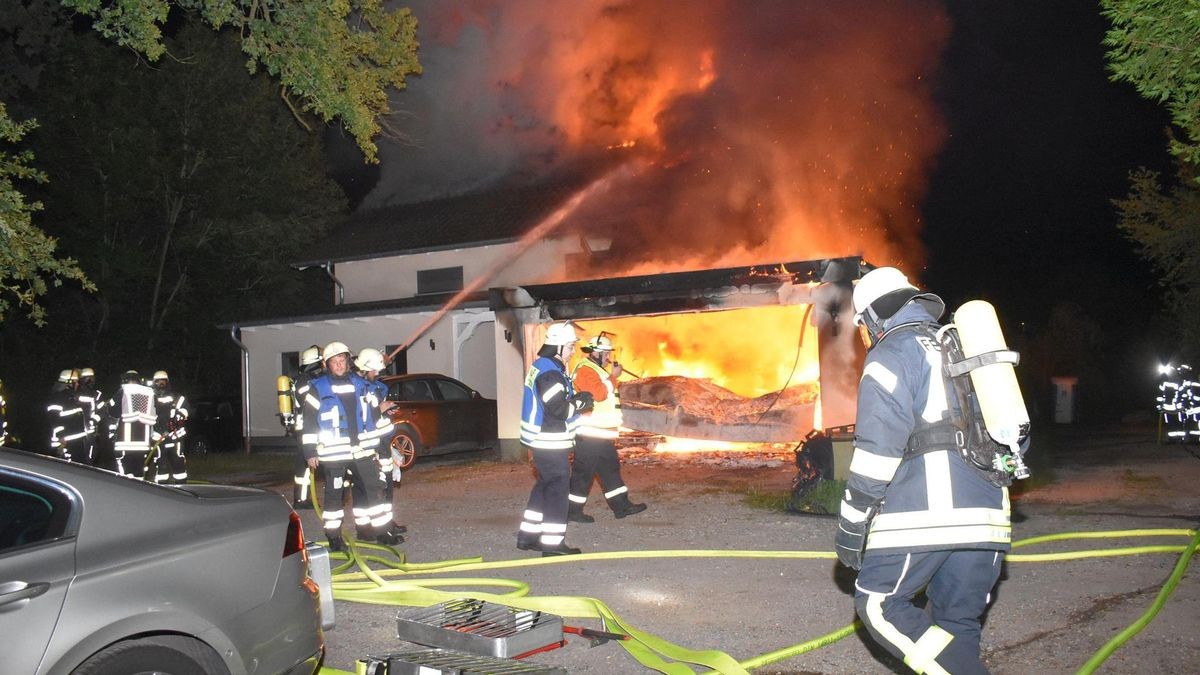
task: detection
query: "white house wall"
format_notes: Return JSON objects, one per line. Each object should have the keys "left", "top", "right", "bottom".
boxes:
{"left": 240, "top": 311, "right": 498, "bottom": 441}
{"left": 335, "top": 238, "right": 582, "bottom": 304}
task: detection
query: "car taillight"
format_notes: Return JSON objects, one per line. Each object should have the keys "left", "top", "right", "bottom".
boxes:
{"left": 284, "top": 511, "right": 308, "bottom": 563}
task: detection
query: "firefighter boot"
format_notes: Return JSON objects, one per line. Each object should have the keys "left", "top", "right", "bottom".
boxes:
{"left": 517, "top": 532, "right": 540, "bottom": 551}
{"left": 567, "top": 503, "right": 595, "bottom": 524}
{"left": 539, "top": 541, "right": 582, "bottom": 556}
{"left": 326, "top": 532, "right": 345, "bottom": 553}
{"left": 611, "top": 494, "right": 647, "bottom": 519}
{"left": 376, "top": 523, "right": 406, "bottom": 546}
{"left": 291, "top": 485, "right": 313, "bottom": 510}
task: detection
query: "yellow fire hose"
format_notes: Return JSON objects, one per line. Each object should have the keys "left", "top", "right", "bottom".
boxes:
{"left": 307, "top": 527, "right": 1198, "bottom": 675}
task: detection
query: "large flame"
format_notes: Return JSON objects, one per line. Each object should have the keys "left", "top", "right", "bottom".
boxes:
{"left": 574, "top": 305, "right": 818, "bottom": 398}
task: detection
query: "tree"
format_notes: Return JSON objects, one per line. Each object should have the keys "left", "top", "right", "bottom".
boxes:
{"left": 61, "top": 0, "right": 421, "bottom": 163}
{"left": 1103, "top": 0, "right": 1200, "bottom": 169}
{"left": 0, "top": 103, "right": 93, "bottom": 326}
{"left": 1103, "top": 0, "right": 1200, "bottom": 352}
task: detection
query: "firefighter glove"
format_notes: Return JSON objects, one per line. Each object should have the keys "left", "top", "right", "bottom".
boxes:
{"left": 835, "top": 517, "right": 868, "bottom": 570}
{"left": 572, "top": 391, "right": 595, "bottom": 413}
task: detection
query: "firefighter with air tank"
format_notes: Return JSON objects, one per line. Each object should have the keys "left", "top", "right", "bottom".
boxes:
{"left": 835, "top": 266, "right": 1031, "bottom": 674}
{"left": 47, "top": 369, "right": 88, "bottom": 462}
{"left": 300, "top": 341, "right": 403, "bottom": 551}
{"left": 279, "top": 345, "right": 323, "bottom": 508}
{"left": 110, "top": 370, "right": 156, "bottom": 478}
{"left": 568, "top": 332, "right": 647, "bottom": 522}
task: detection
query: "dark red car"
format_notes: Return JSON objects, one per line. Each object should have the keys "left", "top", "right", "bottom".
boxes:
{"left": 381, "top": 374, "right": 498, "bottom": 471}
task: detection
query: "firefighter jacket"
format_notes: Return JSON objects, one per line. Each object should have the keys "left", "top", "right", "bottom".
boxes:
{"left": 520, "top": 355, "right": 583, "bottom": 450}
{"left": 289, "top": 369, "right": 322, "bottom": 433}
{"left": 572, "top": 358, "right": 622, "bottom": 439}
{"left": 301, "top": 373, "right": 391, "bottom": 462}
{"left": 840, "top": 302, "right": 1011, "bottom": 554}
{"left": 153, "top": 389, "right": 189, "bottom": 442}
{"left": 77, "top": 386, "right": 106, "bottom": 435}
{"left": 47, "top": 388, "right": 88, "bottom": 450}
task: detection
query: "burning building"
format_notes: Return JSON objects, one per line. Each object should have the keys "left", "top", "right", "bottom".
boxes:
{"left": 226, "top": 1, "right": 950, "bottom": 453}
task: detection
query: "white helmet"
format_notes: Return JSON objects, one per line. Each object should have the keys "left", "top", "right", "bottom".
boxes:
{"left": 58, "top": 368, "right": 79, "bottom": 384}
{"left": 152, "top": 370, "right": 169, "bottom": 381}
{"left": 354, "top": 347, "right": 386, "bottom": 372}
{"left": 80, "top": 367, "right": 95, "bottom": 378}
{"left": 584, "top": 334, "right": 614, "bottom": 352}
{"left": 544, "top": 322, "right": 578, "bottom": 346}
{"left": 322, "top": 341, "right": 351, "bottom": 363}
{"left": 852, "top": 267, "right": 944, "bottom": 330}
{"left": 300, "top": 345, "right": 322, "bottom": 367}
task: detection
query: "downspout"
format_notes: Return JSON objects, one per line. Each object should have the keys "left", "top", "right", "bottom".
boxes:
{"left": 229, "top": 324, "right": 252, "bottom": 455}
{"left": 324, "top": 261, "right": 345, "bottom": 305}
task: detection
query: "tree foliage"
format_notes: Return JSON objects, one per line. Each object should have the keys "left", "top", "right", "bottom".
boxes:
{"left": 60, "top": 0, "right": 421, "bottom": 163}
{"left": 1102, "top": 0, "right": 1200, "bottom": 169}
{"left": 0, "top": 103, "right": 93, "bottom": 326}
{"left": 1103, "top": 0, "right": 1200, "bottom": 352}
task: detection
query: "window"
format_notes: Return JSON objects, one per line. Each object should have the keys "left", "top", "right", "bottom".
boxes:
{"left": 435, "top": 379, "right": 473, "bottom": 401}
{"left": 394, "top": 379, "right": 435, "bottom": 402}
{"left": 417, "top": 266, "right": 464, "bottom": 295}
{"left": 384, "top": 345, "right": 407, "bottom": 376}
{"left": 0, "top": 474, "right": 73, "bottom": 553}
{"left": 281, "top": 351, "right": 299, "bottom": 378}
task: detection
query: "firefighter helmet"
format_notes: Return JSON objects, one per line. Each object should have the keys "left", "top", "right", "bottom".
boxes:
{"left": 122, "top": 370, "right": 141, "bottom": 384}
{"left": 152, "top": 370, "right": 169, "bottom": 381}
{"left": 80, "top": 367, "right": 95, "bottom": 378}
{"left": 300, "top": 345, "right": 322, "bottom": 367}
{"left": 583, "top": 334, "right": 614, "bottom": 353}
{"left": 57, "top": 369, "right": 79, "bottom": 384}
{"left": 544, "top": 322, "right": 579, "bottom": 346}
{"left": 354, "top": 347, "right": 386, "bottom": 372}
{"left": 852, "top": 267, "right": 945, "bottom": 331}
{"left": 322, "top": 341, "right": 352, "bottom": 363}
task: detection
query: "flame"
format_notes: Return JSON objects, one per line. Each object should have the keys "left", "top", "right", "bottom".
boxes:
{"left": 651, "top": 438, "right": 762, "bottom": 454}
{"left": 575, "top": 305, "right": 818, "bottom": 398}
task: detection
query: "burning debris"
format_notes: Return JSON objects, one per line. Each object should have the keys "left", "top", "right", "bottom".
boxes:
{"left": 620, "top": 375, "right": 818, "bottom": 443}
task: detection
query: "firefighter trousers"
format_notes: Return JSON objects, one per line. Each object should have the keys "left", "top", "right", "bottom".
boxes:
{"left": 854, "top": 548, "right": 1004, "bottom": 674}
{"left": 569, "top": 435, "right": 631, "bottom": 511}
{"left": 520, "top": 445, "right": 571, "bottom": 547}
{"left": 154, "top": 440, "right": 188, "bottom": 483}
{"left": 320, "top": 456, "right": 391, "bottom": 540}
{"left": 291, "top": 434, "right": 313, "bottom": 503}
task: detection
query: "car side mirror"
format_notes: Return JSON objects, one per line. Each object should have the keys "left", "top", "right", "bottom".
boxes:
{"left": 472, "top": 391, "right": 481, "bottom": 400}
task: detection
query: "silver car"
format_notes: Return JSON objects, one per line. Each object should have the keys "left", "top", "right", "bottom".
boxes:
{"left": 0, "top": 448, "right": 331, "bottom": 674}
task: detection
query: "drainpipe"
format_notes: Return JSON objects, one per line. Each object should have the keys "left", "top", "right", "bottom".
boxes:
{"left": 229, "top": 324, "right": 252, "bottom": 455}
{"left": 323, "top": 261, "right": 345, "bottom": 305}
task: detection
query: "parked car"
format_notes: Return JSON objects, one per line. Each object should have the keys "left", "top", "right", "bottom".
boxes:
{"left": 381, "top": 373, "right": 498, "bottom": 471}
{"left": 186, "top": 396, "right": 243, "bottom": 455}
{"left": 0, "top": 448, "right": 332, "bottom": 674}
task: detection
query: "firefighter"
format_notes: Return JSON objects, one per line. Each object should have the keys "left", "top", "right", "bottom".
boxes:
{"left": 568, "top": 333, "right": 646, "bottom": 522}
{"left": 285, "top": 345, "right": 323, "bottom": 508}
{"left": 77, "top": 367, "right": 106, "bottom": 466}
{"left": 835, "top": 267, "right": 1016, "bottom": 674}
{"left": 354, "top": 347, "right": 405, "bottom": 532}
{"left": 111, "top": 369, "right": 156, "bottom": 478}
{"left": 517, "top": 322, "right": 593, "bottom": 556}
{"left": 301, "top": 341, "right": 402, "bottom": 551}
{"left": 150, "top": 370, "right": 189, "bottom": 484}
{"left": 47, "top": 369, "right": 88, "bottom": 462}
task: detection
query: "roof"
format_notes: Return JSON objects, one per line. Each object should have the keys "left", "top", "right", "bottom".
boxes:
{"left": 223, "top": 291, "right": 491, "bottom": 329}
{"left": 293, "top": 170, "right": 599, "bottom": 267}
{"left": 491, "top": 256, "right": 866, "bottom": 320}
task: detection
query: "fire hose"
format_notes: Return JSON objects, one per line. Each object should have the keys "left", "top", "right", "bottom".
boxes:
{"left": 309, "top": 527, "right": 1199, "bottom": 675}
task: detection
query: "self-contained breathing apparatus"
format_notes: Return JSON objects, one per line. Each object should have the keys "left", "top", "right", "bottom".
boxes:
{"left": 905, "top": 301, "right": 1031, "bottom": 487}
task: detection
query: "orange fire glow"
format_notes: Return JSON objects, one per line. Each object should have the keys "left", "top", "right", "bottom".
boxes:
{"left": 574, "top": 305, "right": 819, "bottom": 399}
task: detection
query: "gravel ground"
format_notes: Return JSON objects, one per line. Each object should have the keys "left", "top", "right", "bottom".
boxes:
{"left": 276, "top": 424, "right": 1200, "bottom": 674}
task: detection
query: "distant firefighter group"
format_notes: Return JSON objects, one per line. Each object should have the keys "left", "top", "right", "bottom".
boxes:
{"left": 46, "top": 367, "right": 189, "bottom": 483}
{"left": 1157, "top": 363, "right": 1200, "bottom": 442}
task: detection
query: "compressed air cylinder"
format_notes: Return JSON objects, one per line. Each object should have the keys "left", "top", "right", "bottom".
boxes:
{"left": 276, "top": 375, "right": 293, "bottom": 416}
{"left": 953, "top": 300, "right": 1029, "bottom": 445}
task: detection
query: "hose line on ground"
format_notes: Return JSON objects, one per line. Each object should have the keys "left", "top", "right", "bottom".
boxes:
{"left": 316, "top": 528, "right": 1198, "bottom": 675}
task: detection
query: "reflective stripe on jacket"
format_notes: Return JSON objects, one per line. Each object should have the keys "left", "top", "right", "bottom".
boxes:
{"left": 572, "top": 358, "right": 622, "bottom": 439}
{"left": 520, "top": 356, "right": 580, "bottom": 450}
{"left": 302, "top": 373, "right": 379, "bottom": 462}
{"left": 840, "top": 302, "right": 1011, "bottom": 554}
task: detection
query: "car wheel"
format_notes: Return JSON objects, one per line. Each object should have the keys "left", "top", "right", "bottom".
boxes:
{"left": 73, "top": 635, "right": 228, "bottom": 675}
{"left": 188, "top": 436, "right": 210, "bottom": 457}
{"left": 391, "top": 429, "right": 417, "bottom": 471}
